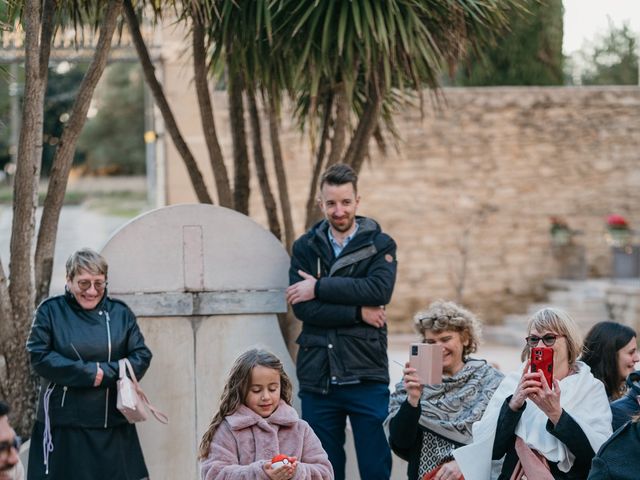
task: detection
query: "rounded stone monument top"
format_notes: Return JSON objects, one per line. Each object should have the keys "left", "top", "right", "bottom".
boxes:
{"left": 100, "top": 204, "right": 289, "bottom": 316}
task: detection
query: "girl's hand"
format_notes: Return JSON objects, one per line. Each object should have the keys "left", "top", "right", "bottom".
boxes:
{"left": 508, "top": 362, "right": 541, "bottom": 411}
{"left": 264, "top": 457, "right": 297, "bottom": 480}
{"left": 435, "top": 460, "right": 462, "bottom": 480}
{"left": 403, "top": 362, "right": 423, "bottom": 407}
{"left": 528, "top": 371, "right": 562, "bottom": 425}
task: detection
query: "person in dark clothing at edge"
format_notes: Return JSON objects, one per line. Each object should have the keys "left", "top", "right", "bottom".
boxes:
{"left": 286, "top": 163, "right": 398, "bottom": 480}
{"left": 610, "top": 370, "right": 640, "bottom": 431}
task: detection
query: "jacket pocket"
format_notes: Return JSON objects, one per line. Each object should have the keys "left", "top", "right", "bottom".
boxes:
{"left": 336, "top": 326, "right": 387, "bottom": 372}
{"left": 296, "top": 333, "right": 328, "bottom": 388}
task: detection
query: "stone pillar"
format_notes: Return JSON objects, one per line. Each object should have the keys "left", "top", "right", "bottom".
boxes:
{"left": 101, "top": 204, "right": 294, "bottom": 480}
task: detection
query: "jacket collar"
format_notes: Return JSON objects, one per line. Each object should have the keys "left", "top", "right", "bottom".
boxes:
{"left": 226, "top": 400, "right": 298, "bottom": 431}
{"left": 626, "top": 370, "right": 640, "bottom": 396}
{"left": 310, "top": 216, "right": 380, "bottom": 256}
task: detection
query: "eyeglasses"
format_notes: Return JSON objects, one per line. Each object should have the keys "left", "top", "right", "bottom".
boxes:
{"left": 0, "top": 436, "right": 21, "bottom": 456}
{"left": 525, "top": 334, "right": 565, "bottom": 347}
{"left": 76, "top": 280, "right": 107, "bottom": 291}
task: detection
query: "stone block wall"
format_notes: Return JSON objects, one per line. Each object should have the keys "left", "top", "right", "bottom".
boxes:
{"left": 160, "top": 53, "right": 640, "bottom": 331}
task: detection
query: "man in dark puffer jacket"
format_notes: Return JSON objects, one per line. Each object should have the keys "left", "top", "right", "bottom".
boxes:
{"left": 286, "top": 163, "right": 397, "bottom": 480}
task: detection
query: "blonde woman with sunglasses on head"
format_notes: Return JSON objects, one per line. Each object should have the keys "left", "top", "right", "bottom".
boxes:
{"left": 26, "top": 248, "right": 152, "bottom": 480}
{"left": 454, "top": 307, "right": 612, "bottom": 480}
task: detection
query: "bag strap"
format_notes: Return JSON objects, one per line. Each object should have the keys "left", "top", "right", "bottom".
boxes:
{"left": 122, "top": 358, "right": 169, "bottom": 424}
{"left": 118, "top": 359, "right": 127, "bottom": 380}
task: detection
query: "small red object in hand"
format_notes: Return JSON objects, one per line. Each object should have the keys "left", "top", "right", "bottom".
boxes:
{"left": 271, "top": 454, "right": 294, "bottom": 469}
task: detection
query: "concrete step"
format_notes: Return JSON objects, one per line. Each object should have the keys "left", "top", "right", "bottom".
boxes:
{"left": 484, "top": 325, "right": 527, "bottom": 348}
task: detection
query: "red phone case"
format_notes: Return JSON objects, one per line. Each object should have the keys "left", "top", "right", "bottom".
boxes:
{"left": 530, "top": 346, "right": 554, "bottom": 388}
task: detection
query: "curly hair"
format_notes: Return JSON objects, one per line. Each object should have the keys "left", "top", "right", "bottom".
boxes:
{"left": 198, "top": 349, "right": 293, "bottom": 460}
{"left": 413, "top": 300, "right": 482, "bottom": 359}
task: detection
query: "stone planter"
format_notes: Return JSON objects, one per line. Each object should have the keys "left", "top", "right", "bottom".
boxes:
{"left": 551, "top": 244, "right": 587, "bottom": 280}
{"left": 612, "top": 245, "right": 640, "bottom": 279}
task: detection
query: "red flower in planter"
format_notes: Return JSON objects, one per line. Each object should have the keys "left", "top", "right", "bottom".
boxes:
{"left": 607, "top": 214, "right": 629, "bottom": 230}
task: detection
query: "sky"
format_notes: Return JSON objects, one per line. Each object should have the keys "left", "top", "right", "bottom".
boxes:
{"left": 563, "top": 0, "right": 640, "bottom": 54}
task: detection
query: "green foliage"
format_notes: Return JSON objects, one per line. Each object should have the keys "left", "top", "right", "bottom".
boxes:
{"left": 577, "top": 22, "right": 638, "bottom": 86}
{"left": 77, "top": 63, "right": 145, "bottom": 175}
{"left": 457, "top": 0, "right": 564, "bottom": 86}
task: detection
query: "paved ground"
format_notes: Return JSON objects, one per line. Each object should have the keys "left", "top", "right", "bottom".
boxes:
{"left": 3, "top": 196, "right": 525, "bottom": 480}
{"left": 0, "top": 205, "right": 132, "bottom": 294}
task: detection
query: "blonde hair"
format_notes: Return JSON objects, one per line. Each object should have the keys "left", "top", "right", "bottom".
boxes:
{"left": 198, "top": 349, "right": 293, "bottom": 460}
{"left": 521, "top": 307, "right": 583, "bottom": 366}
{"left": 66, "top": 248, "right": 108, "bottom": 280}
{"left": 413, "top": 300, "right": 482, "bottom": 359}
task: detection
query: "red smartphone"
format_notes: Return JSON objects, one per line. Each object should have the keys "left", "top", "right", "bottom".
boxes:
{"left": 409, "top": 343, "right": 443, "bottom": 385}
{"left": 530, "top": 346, "right": 554, "bottom": 388}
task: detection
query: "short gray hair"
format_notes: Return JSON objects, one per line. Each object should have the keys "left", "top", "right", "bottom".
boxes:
{"left": 414, "top": 300, "right": 482, "bottom": 359}
{"left": 522, "top": 307, "right": 582, "bottom": 366}
{"left": 65, "top": 248, "right": 108, "bottom": 280}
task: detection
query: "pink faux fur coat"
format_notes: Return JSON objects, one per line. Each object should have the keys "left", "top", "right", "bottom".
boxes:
{"left": 200, "top": 400, "right": 333, "bottom": 479}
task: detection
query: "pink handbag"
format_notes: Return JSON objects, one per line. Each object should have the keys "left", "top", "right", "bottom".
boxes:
{"left": 116, "top": 358, "right": 168, "bottom": 424}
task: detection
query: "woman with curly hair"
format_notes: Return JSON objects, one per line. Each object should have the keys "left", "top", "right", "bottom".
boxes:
{"left": 385, "top": 300, "right": 504, "bottom": 480}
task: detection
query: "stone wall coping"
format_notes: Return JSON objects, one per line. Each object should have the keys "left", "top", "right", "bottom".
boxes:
{"left": 111, "top": 290, "right": 287, "bottom": 317}
{"left": 605, "top": 280, "right": 640, "bottom": 295}
{"left": 439, "top": 85, "right": 640, "bottom": 94}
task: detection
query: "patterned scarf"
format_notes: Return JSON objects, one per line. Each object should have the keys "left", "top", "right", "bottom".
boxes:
{"left": 388, "top": 359, "right": 504, "bottom": 445}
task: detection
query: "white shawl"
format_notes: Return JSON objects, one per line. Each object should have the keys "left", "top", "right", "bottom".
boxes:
{"left": 453, "top": 361, "right": 612, "bottom": 480}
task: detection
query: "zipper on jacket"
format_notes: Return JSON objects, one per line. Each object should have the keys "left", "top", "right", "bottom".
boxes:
{"left": 102, "top": 310, "right": 112, "bottom": 428}
{"left": 61, "top": 386, "right": 67, "bottom": 407}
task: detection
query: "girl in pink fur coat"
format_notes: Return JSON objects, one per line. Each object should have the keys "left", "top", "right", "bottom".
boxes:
{"left": 199, "top": 349, "right": 334, "bottom": 480}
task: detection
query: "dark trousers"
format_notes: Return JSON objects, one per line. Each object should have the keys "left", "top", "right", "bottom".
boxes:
{"left": 300, "top": 382, "right": 392, "bottom": 480}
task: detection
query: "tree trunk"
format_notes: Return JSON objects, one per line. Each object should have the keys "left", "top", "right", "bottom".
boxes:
{"left": 247, "top": 91, "right": 281, "bottom": 240}
{"left": 342, "top": 75, "right": 383, "bottom": 174}
{"left": 35, "top": 0, "right": 123, "bottom": 306}
{"left": 123, "top": 0, "right": 212, "bottom": 204}
{"left": 2, "top": 0, "right": 50, "bottom": 437}
{"left": 191, "top": 11, "right": 233, "bottom": 208}
{"left": 228, "top": 66, "right": 250, "bottom": 214}
{"left": 267, "top": 95, "right": 295, "bottom": 252}
{"left": 304, "top": 93, "right": 333, "bottom": 230}
{"left": 326, "top": 84, "right": 348, "bottom": 168}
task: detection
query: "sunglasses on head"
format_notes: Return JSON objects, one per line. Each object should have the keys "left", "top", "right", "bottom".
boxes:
{"left": 0, "top": 436, "right": 21, "bottom": 455}
{"left": 525, "top": 333, "right": 565, "bottom": 347}
{"left": 76, "top": 280, "right": 107, "bottom": 291}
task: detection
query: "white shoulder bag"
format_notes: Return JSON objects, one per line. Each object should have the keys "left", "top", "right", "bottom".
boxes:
{"left": 116, "top": 358, "right": 168, "bottom": 424}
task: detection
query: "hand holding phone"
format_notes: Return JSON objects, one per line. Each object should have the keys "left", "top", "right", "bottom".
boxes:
{"left": 409, "top": 343, "right": 443, "bottom": 385}
{"left": 530, "top": 346, "right": 554, "bottom": 389}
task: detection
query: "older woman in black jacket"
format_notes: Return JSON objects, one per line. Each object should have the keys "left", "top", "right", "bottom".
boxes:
{"left": 27, "top": 248, "right": 152, "bottom": 480}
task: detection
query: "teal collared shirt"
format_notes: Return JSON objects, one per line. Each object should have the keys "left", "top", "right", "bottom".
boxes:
{"left": 328, "top": 223, "right": 359, "bottom": 257}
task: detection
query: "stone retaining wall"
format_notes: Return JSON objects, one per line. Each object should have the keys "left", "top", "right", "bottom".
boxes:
{"left": 161, "top": 67, "right": 640, "bottom": 330}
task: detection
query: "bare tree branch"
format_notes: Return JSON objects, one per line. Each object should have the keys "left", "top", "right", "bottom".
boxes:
{"left": 326, "top": 83, "right": 348, "bottom": 168}
{"left": 247, "top": 91, "right": 282, "bottom": 240}
{"left": 35, "top": 0, "right": 124, "bottom": 305}
{"left": 192, "top": 10, "right": 233, "bottom": 207}
{"left": 342, "top": 75, "right": 383, "bottom": 173}
{"left": 228, "top": 66, "right": 250, "bottom": 214}
{"left": 123, "top": 0, "right": 212, "bottom": 204}
{"left": 304, "top": 92, "right": 333, "bottom": 230}
{"left": 267, "top": 95, "right": 294, "bottom": 252}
